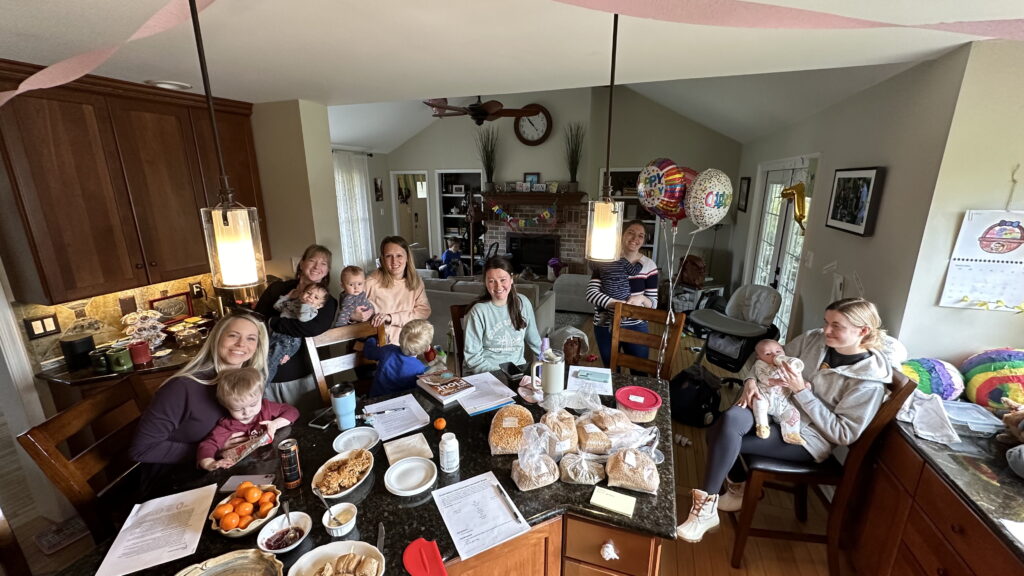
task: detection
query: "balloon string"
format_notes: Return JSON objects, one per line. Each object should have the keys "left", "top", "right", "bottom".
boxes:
{"left": 654, "top": 223, "right": 692, "bottom": 380}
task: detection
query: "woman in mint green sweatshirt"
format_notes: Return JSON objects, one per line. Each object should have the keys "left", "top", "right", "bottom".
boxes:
{"left": 462, "top": 257, "right": 541, "bottom": 375}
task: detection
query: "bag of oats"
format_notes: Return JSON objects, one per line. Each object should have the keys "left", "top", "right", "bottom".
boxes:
{"left": 576, "top": 416, "right": 612, "bottom": 454}
{"left": 489, "top": 404, "right": 534, "bottom": 455}
{"left": 539, "top": 395, "right": 578, "bottom": 461}
{"left": 511, "top": 424, "right": 559, "bottom": 491}
{"left": 559, "top": 451, "right": 607, "bottom": 485}
{"left": 606, "top": 447, "right": 660, "bottom": 494}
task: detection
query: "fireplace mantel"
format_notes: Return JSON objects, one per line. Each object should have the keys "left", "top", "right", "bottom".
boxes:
{"left": 482, "top": 192, "right": 587, "bottom": 206}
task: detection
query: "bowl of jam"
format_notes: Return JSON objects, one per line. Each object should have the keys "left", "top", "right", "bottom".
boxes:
{"left": 256, "top": 511, "right": 311, "bottom": 555}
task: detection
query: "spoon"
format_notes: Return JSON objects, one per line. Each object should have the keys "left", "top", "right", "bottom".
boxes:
{"left": 313, "top": 488, "right": 340, "bottom": 527}
{"left": 282, "top": 501, "right": 301, "bottom": 540}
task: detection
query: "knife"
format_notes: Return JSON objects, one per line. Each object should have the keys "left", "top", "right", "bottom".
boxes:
{"left": 376, "top": 521, "right": 385, "bottom": 551}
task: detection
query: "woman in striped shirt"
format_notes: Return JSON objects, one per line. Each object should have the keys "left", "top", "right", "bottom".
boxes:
{"left": 586, "top": 220, "right": 660, "bottom": 367}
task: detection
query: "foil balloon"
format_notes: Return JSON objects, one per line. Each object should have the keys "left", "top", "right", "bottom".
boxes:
{"left": 780, "top": 182, "right": 807, "bottom": 235}
{"left": 686, "top": 168, "right": 733, "bottom": 231}
{"left": 636, "top": 158, "right": 695, "bottom": 224}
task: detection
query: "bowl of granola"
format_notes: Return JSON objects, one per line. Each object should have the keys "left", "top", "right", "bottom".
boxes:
{"left": 311, "top": 449, "right": 374, "bottom": 499}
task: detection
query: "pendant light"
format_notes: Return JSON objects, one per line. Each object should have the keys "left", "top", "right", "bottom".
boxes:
{"left": 189, "top": 0, "right": 265, "bottom": 289}
{"left": 585, "top": 13, "right": 624, "bottom": 262}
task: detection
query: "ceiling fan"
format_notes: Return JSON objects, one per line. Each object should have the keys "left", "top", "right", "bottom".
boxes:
{"left": 423, "top": 96, "right": 537, "bottom": 125}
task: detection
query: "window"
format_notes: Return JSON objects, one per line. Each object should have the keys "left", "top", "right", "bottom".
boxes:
{"left": 333, "top": 151, "right": 376, "bottom": 270}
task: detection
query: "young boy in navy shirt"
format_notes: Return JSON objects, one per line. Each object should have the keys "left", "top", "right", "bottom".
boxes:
{"left": 363, "top": 319, "right": 434, "bottom": 396}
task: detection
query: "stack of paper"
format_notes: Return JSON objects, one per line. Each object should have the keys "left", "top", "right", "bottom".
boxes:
{"left": 458, "top": 373, "right": 516, "bottom": 416}
{"left": 365, "top": 394, "right": 431, "bottom": 441}
{"left": 566, "top": 365, "right": 614, "bottom": 395}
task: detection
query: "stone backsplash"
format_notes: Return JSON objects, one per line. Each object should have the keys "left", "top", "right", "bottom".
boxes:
{"left": 14, "top": 274, "right": 217, "bottom": 366}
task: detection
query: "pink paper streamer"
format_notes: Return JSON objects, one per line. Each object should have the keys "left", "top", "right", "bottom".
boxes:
{"left": 555, "top": 0, "right": 1024, "bottom": 40}
{"left": 0, "top": 0, "right": 216, "bottom": 108}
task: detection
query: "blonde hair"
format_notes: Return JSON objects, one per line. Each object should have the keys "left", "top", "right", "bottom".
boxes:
{"left": 215, "top": 367, "right": 264, "bottom": 406}
{"left": 376, "top": 236, "right": 423, "bottom": 292}
{"left": 341, "top": 265, "right": 365, "bottom": 283}
{"left": 826, "top": 297, "right": 886, "bottom": 350}
{"left": 166, "top": 312, "right": 270, "bottom": 385}
{"left": 399, "top": 319, "right": 434, "bottom": 356}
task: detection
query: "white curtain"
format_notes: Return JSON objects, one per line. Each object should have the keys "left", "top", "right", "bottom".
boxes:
{"left": 332, "top": 150, "right": 376, "bottom": 270}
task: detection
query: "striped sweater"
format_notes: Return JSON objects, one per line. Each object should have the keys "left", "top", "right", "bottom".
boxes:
{"left": 586, "top": 255, "right": 659, "bottom": 327}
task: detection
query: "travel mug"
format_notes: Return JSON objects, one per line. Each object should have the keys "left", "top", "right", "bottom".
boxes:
{"left": 106, "top": 347, "right": 133, "bottom": 373}
{"left": 330, "top": 384, "right": 357, "bottom": 431}
{"left": 89, "top": 348, "right": 110, "bottom": 374}
{"left": 128, "top": 341, "right": 152, "bottom": 367}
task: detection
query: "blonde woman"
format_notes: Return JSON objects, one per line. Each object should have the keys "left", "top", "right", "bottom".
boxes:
{"left": 130, "top": 312, "right": 269, "bottom": 465}
{"left": 677, "top": 298, "right": 892, "bottom": 543}
{"left": 352, "top": 236, "right": 431, "bottom": 343}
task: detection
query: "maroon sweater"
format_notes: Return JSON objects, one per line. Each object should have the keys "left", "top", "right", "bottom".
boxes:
{"left": 130, "top": 370, "right": 224, "bottom": 464}
{"left": 196, "top": 399, "right": 299, "bottom": 462}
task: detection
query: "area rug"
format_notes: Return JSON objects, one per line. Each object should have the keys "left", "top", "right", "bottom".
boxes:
{"left": 554, "top": 312, "right": 591, "bottom": 329}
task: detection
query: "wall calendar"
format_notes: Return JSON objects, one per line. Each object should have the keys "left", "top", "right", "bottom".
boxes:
{"left": 939, "top": 210, "right": 1024, "bottom": 312}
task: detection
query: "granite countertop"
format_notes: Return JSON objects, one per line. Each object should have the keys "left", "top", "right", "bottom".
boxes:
{"left": 896, "top": 421, "right": 1024, "bottom": 562}
{"left": 35, "top": 344, "right": 198, "bottom": 386}
{"left": 58, "top": 374, "right": 675, "bottom": 575}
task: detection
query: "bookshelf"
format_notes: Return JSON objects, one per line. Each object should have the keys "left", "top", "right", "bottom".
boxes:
{"left": 435, "top": 170, "right": 483, "bottom": 265}
{"left": 599, "top": 168, "right": 662, "bottom": 264}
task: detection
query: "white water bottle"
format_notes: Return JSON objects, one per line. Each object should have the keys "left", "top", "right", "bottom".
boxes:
{"left": 440, "top": 432, "right": 460, "bottom": 473}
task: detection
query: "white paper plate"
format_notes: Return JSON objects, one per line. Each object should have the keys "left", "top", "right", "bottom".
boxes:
{"left": 312, "top": 450, "right": 374, "bottom": 499}
{"left": 384, "top": 457, "right": 437, "bottom": 497}
{"left": 333, "top": 427, "right": 381, "bottom": 453}
{"left": 288, "top": 541, "right": 385, "bottom": 576}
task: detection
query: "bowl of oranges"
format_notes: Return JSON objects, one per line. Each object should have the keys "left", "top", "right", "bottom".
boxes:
{"left": 209, "top": 482, "right": 281, "bottom": 537}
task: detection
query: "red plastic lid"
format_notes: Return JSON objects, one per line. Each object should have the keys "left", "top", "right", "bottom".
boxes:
{"left": 615, "top": 386, "right": 662, "bottom": 411}
{"left": 403, "top": 537, "right": 448, "bottom": 576}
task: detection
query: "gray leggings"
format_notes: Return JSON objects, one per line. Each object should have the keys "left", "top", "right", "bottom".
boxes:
{"left": 703, "top": 406, "right": 815, "bottom": 494}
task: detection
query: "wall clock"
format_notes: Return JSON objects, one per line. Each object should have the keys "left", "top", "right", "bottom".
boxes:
{"left": 514, "top": 103, "right": 552, "bottom": 146}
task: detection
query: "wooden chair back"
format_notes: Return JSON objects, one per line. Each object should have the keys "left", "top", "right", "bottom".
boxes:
{"left": 450, "top": 304, "right": 472, "bottom": 376}
{"left": 307, "top": 322, "right": 387, "bottom": 404}
{"left": 610, "top": 303, "right": 686, "bottom": 381}
{"left": 17, "top": 379, "right": 148, "bottom": 541}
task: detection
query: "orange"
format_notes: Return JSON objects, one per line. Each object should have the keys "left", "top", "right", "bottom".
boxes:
{"left": 235, "top": 502, "right": 254, "bottom": 517}
{"left": 433, "top": 417, "right": 446, "bottom": 430}
{"left": 229, "top": 497, "right": 245, "bottom": 508}
{"left": 243, "top": 486, "right": 263, "bottom": 504}
{"left": 219, "top": 512, "right": 240, "bottom": 531}
{"left": 212, "top": 503, "right": 233, "bottom": 520}
{"left": 256, "top": 501, "right": 274, "bottom": 519}
{"left": 235, "top": 481, "right": 254, "bottom": 495}
{"left": 258, "top": 491, "right": 276, "bottom": 505}
{"left": 237, "top": 515, "right": 254, "bottom": 530}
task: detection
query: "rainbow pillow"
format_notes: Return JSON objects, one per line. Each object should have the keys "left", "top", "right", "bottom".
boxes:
{"left": 900, "top": 359, "right": 964, "bottom": 400}
{"left": 960, "top": 348, "right": 1024, "bottom": 409}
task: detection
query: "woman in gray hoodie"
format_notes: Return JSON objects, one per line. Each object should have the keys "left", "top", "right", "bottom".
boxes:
{"left": 677, "top": 297, "right": 892, "bottom": 542}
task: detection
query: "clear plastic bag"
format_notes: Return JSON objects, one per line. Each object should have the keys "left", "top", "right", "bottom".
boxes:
{"left": 489, "top": 404, "right": 534, "bottom": 455}
{"left": 576, "top": 407, "right": 657, "bottom": 455}
{"left": 539, "top": 393, "right": 578, "bottom": 461}
{"left": 511, "top": 424, "right": 559, "bottom": 491}
{"left": 559, "top": 451, "right": 607, "bottom": 485}
{"left": 606, "top": 447, "right": 660, "bottom": 494}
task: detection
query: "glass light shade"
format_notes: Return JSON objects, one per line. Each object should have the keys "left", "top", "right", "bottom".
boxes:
{"left": 585, "top": 200, "right": 624, "bottom": 262}
{"left": 201, "top": 204, "right": 265, "bottom": 289}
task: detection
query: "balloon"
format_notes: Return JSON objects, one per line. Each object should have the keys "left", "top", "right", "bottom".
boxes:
{"left": 636, "top": 158, "right": 696, "bottom": 224}
{"left": 685, "top": 168, "right": 733, "bottom": 231}
{"left": 780, "top": 182, "right": 807, "bottom": 235}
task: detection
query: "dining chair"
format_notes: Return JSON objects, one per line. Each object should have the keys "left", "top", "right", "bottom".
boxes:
{"left": 449, "top": 304, "right": 472, "bottom": 376}
{"left": 609, "top": 302, "right": 686, "bottom": 381}
{"left": 17, "top": 378, "right": 149, "bottom": 541}
{"left": 729, "top": 371, "right": 915, "bottom": 576}
{"left": 306, "top": 322, "right": 387, "bottom": 403}
{"left": 0, "top": 502, "right": 31, "bottom": 576}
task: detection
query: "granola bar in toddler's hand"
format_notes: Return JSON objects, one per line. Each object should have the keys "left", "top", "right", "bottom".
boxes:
{"left": 220, "top": 432, "right": 272, "bottom": 467}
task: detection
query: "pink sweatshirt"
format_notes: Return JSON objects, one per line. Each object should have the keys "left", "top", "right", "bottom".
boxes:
{"left": 364, "top": 271, "right": 431, "bottom": 343}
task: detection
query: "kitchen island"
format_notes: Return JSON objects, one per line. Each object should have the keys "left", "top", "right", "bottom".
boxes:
{"left": 57, "top": 374, "right": 676, "bottom": 575}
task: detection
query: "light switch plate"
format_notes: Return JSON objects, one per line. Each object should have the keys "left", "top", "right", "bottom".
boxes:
{"left": 24, "top": 314, "right": 60, "bottom": 339}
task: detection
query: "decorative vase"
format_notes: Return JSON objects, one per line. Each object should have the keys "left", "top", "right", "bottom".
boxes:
{"left": 567, "top": 181, "right": 579, "bottom": 194}
{"left": 484, "top": 182, "right": 495, "bottom": 193}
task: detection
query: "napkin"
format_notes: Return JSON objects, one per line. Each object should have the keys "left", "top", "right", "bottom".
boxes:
{"left": 897, "top": 389, "right": 961, "bottom": 445}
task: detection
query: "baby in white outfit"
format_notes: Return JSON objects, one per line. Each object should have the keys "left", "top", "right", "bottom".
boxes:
{"left": 751, "top": 339, "right": 805, "bottom": 445}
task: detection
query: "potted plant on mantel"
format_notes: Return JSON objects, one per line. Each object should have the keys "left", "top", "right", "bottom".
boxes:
{"left": 564, "top": 122, "right": 585, "bottom": 194}
{"left": 475, "top": 125, "right": 499, "bottom": 193}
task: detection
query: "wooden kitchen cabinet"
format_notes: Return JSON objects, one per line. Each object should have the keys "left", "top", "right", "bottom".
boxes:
{"left": 0, "top": 59, "right": 268, "bottom": 304}
{"left": 446, "top": 516, "right": 562, "bottom": 576}
{"left": 563, "top": 516, "right": 661, "bottom": 576}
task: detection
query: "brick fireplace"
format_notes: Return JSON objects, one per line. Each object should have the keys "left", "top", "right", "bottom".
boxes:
{"left": 482, "top": 203, "right": 588, "bottom": 274}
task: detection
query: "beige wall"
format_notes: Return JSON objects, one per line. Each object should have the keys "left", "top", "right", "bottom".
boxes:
{"left": 367, "top": 153, "right": 394, "bottom": 241}
{"left": 730, "top": 47, "right": 970, "bottom": 340}
{"left": 901, "top": 41, "right": 1024, "bottom": 362}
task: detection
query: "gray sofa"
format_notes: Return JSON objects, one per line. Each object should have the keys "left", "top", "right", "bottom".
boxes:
{"left": 421, "top": 277, "right": 557, "bottom": 349}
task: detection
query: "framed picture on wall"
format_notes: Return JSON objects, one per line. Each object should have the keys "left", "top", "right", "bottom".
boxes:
{"left": 524, "top": 172, "right": 540, "bottom": 186}
{"left": 737, "top": 177, "right": 750, "bottom": 212}
{"left": 825, "top": 167, "right": 885, "bottom": 236}
{"left": 374, "top": 177, "right": 384, "bottom": 202}
{"left": 148, "top": 292, "right": 193, "bottom": 323}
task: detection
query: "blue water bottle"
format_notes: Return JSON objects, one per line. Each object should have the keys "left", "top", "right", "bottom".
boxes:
{"left": 330, "top": 384, "right": 357, "bottom": 430}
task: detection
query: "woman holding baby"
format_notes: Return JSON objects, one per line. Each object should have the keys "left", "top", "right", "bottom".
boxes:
{"left": 676, "top": 297, "right": 892, "bottom": 542}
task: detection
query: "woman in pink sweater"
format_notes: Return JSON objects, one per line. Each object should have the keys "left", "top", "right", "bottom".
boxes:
{"left": 351, "top": 236, "right": 431, "bottom": 343}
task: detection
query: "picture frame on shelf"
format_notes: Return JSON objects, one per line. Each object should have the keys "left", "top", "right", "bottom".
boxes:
{"left": 825, "top": 167, "right": 885, "bottom": 237}
{"left": 531, "top": 183, "right": 547, "bottom": 192}
{"left": 737, "top": 177, "right": 750, "bottom": 212}
{"left": 148, "top": 292, "right": 192, "bottom": 324}
{"left": 515, "top": 182, "right": 528, "bottom": 192}
{"left": 547, "top": 181, "right": 559, "bottom": 193}
{"left": 452, "top": 184, "right": 465, "bottom": 194}
{"left": 524, "top": 172, "right": 540, "bottom": 186}
{"left": 494, "top": 183, "right": 505, "bottom": 193}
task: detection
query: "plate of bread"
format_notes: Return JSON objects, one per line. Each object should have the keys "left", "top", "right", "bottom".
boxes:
{"left": 288, "top": 541, "right": 384, "bottom": 576}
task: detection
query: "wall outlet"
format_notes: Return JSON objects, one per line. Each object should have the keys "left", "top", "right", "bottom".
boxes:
{"left": 24, "top": 314, "right": 60, "bottom": 339}
{"left": 189, "top": 282, "right": 204, "bottom": 299}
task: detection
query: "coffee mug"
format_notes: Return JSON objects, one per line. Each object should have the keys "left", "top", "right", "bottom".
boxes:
{"left": 89, "top": 348, "right": 110, "bottom": 374}
{"left": 106, "top": 347, "right": 133, "bottom": 373}
{"left": 128, "top": 341, "right": 152, "bottom": 367}
{"left": 531, "top": 350, "right": 566, "bottom": 396}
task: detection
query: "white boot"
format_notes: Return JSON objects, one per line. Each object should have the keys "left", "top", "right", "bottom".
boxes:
{"left": 676, "top": 489, "right": 720, "bottom": 543}
{"left": 717, "top": 480, "right": 746, "bottom": 512}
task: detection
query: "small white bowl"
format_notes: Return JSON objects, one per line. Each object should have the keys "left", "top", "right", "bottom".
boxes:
{"left": 256, "top": 511, "right": 312, "bottom": 555}
{"left": 322, "top": 502, "right": 357, "bottom": 537}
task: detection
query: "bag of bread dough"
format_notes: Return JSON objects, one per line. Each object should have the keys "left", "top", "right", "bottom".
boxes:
{"left": 606, "top": 447, "right": 660, "bottom": 494}
{"left": 489, "top": 404, "right": 534, "bottom": 455}
{"left": 511, "top": 424, "right": 559, "bottom": 491}
{"left": 559, "top": 451, "right": 607, "bottom": 485}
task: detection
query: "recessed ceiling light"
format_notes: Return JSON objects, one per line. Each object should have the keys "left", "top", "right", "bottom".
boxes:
{"left": 144, "top": 80, "right": 193, "bottom": 91}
